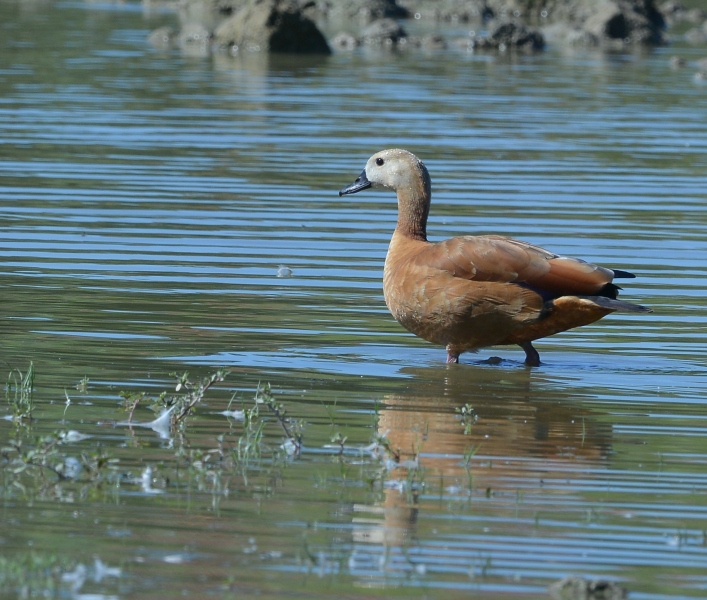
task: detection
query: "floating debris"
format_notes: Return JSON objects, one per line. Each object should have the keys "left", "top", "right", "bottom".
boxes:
{"left": 58, "top": 430, "right": 91, "bottom": 443}
{"left": 277, "top": 264, "right": 293, "bottom": 278}
{"left": 281, "top": 438, "right": 299, "bottom": 456}
{"left": 220, "top": 408, "right": 245, "bottom": 420}
{"left": 116, "top": 406, "right": 175, "bottom": 440}
{"left": 242, "top": 537, "right": 257, "bottom": 554}
{"left": 62, "top": 557, "right": 121, "bottom": 596}
{"left": 61, "top": 456, "right": 82, "bottom": 480}
{"left": 140, "top": 466, "right": 163, "bottom": 495}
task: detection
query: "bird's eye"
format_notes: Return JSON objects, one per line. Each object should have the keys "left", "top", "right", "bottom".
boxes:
{"left": 375, "top": 157, "right": 384, "bottom": 166}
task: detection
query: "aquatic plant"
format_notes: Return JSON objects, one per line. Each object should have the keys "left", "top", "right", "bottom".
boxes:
{"left": 2, "top": 364, "right": 484, "bottom": 513}
{"left": 5, "top": 361, "right": 35, "bottom": 420}
{"left": 121, "top": 368, "right": 229, "bottom": 427}
{"left": 0, "top": 552, "right": 121, "bottom": 598}
{"left": 1, "top": 428, "right": 119, "bottom": 503}
{"left": 255, "top": 382, "right": 303, "bottom": 455}
{"left": 11, "top": 361, "right": 481, "bottom": 504}
{"left": 75, "top": 375, "right": 89, "bottom": 393}
{"left": 455, "top": 402, "right": 478, "bottom": 435}
{"left": 0, "top": 551, "right": 75, "bottom": 597}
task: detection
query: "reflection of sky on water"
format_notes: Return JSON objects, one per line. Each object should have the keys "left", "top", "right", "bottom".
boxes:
{"left": 1, "top": 0, "right": 706, "bottom": 597}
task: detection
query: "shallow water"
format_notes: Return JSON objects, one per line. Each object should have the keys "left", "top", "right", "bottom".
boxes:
{"left": 1, "top": 1, "right": 707, "bottom": 598}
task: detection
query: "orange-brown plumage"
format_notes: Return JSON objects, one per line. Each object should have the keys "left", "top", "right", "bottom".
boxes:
{"left": 339, "top": 149, "right": 650, "bottom": 366}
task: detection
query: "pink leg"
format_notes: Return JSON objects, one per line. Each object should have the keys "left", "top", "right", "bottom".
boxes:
{"left": 446, "top": 351, "right": 459, "bottom": 364}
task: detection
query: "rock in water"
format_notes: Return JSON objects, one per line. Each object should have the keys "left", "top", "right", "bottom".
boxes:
{"left": 214, "top": 0, "right": 331, "bottom": 54}
{"left": 361, "top": 18, "right": 408, "bottom": 44}
{"left": 549, "top": 575, "right": 628, "bottom": 600}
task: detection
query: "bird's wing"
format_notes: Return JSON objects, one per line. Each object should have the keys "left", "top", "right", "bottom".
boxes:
{"left": 416, "top": 235, "right": 616, "bottom": 297}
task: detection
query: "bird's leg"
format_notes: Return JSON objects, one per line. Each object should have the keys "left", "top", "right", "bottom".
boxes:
{"left": 520, "top": 341, "right": 540, "bottom": 367}
{"left": 446, "top": 351, "right": 460, "bottom": 364}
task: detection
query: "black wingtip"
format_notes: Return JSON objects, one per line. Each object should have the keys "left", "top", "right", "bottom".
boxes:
{"left": 611, "top": 269, "right": 636, "bottom": 279}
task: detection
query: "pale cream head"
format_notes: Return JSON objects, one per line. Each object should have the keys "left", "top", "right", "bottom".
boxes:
{"left": 363, "top": 149, "right": 428, "bottom": 193}
{"left": 339, "top": 148, "right": 432, "bottom": 240}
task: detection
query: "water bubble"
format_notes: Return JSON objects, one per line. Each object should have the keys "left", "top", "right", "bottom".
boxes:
{"left": 277, "top": 265, "right": 292, "bottom": 278}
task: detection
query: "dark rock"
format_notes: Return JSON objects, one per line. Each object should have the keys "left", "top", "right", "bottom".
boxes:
{"left": 548, "top": 576, "right": 628, "bottom": 600}
{"left": 214, "top": 0, "right": 331, "bottom": 54}
{"left": 491, "top": 20, "right": 545, "bottom": 49}
{"left": 582, "top": 1, "right": 665, "bottom": 45}
{"left": 584, "top": 4, "right": 631, "bottom": 40}
{"left": 361, "top": 18, "right": 407, "bottom": 44}
{"left": 528, "top": 0, "right": 666, "bottom": 47}
{"left": 474, "top": 20, "right": 545, "bottom": 51}
{"left": 400, "top": 0, "right": 666, "bottom": 46}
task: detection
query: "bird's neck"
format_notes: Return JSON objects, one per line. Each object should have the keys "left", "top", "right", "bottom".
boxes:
{"left": 395, "top": 162, "right": 431, "bottom": 242}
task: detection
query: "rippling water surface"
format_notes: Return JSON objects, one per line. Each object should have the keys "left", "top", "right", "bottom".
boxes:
{"left": 1, "top": 1, "right": 707, "bottom": 598}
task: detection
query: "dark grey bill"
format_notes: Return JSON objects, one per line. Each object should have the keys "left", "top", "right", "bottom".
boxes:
{"left": 339, "top": 170, "right": 371, "bottom": 196}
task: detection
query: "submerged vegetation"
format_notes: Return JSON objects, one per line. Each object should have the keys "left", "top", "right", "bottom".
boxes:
{"left": 0, "top": 362, "right": 487, "bottom": 595}
{"left": 0, "top": 551, "right": 75, "bottom": 598}
{"left": 1, "top": 362, "right": 481, "bottom": 502}
{"left": 6, "top": 361, "right": 35, "bottom": 420}
{"left": 0, "top": 551, "right": 121, "bottom": 599}
{"left": 4, "top": 361, "right": 663, "bottom": 599}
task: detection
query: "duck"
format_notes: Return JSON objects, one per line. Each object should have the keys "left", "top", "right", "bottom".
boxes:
{"left": 339, "top": 149, "right": 651, "bottom": 366}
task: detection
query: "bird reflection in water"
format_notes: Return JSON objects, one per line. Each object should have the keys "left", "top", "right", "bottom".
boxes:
{"left": 348, "top": 364, "right": 613, "bottom": 579}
